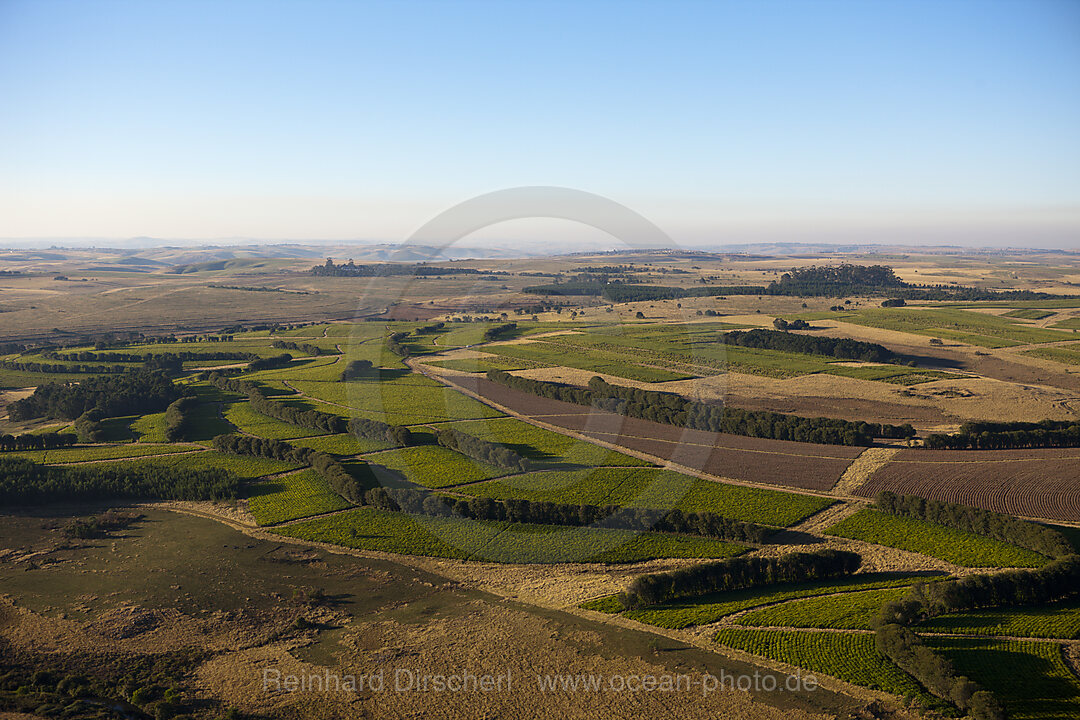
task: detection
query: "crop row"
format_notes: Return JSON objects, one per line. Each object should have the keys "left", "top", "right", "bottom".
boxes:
{"left": 247, "top": 469, "right": 351, "bottom": 525}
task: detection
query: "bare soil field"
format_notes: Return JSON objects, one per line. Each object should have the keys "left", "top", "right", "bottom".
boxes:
{"left": 854, "top": 448, "right": 1080, "bottom": 523}
{"left": 453, "top": 376, "right": 862, "bottom": 491}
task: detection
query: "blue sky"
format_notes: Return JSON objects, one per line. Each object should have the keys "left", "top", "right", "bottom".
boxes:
{"left": 1, "top": 0, "right": 1078, "bottom": 247}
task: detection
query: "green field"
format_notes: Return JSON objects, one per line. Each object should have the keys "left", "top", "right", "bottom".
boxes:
{"left": 423, "top": 356, "right": 536, "bottom": 373}
{"left": 798, "top": 307, "right": 1074, "bottom": 347}
{"left": 1004, "top": 308, "right": 1056, "bottom": 320}
{"left": 590, "top": 574, "right": 927, "bottom": 629}
{"left": 7, "top": 443, "right": 199, "bottom": 464}
{"left": 223, "top": 400, "right": 324, "bottom": 439}
{"left": 919, "top": 600, "right": 1080, "bottom": 639}
{"left": 445, "top": 417, "right": 649, "bottom": 468}
{"left": 458, "top": 467, "right": 832, "bottom": 526}
{"left": 930, "top": 638, "right": 1080, "bottom": 720}
{"left": 120, "top": 450, "right": 302, "bottom": 478}
{"left": 273, "top": 506, "right": 745, "bottom": 563}
{"left": 1023, "top": 346, "right": 1080, "bottom": 366}
{"left": 366, "top": 445, "right": 509, "bottom": 488}
{"left": 735, "top": 587, "right": 911, "bottom": 630}
{"left": 481, "top": 340, "right": 698, "bottom": 382}
{"left": 712, "top": 628, "right": 939, "bottom": 703}
{"left": 289, "top": 433, "right": 392, "bottom": 455}
{"left": 824, "top": 510, "right": 1048, "bottom": 567}
{"left": 1052, "top": 317, "right": 1080, "bottom": 330}
{"left": 130, "top": 411, "right": 167, "bottom": 442}
{"left": 246, "top": 469, "right": 352, "bottom": 525}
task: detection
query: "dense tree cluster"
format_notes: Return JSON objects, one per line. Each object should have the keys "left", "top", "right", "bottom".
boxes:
{"left": 434, "top": 428, "right": 531, "bottom": 472}
{"left": 8, "top": 370, "right": 186, "bottom": 421}
{"left": 247, "top": 353, "right": 293, "bottom": 371}
{"left": 340, "top": 359, "right": 375, "bottom": 380}
{"left": 723, "top": 328, "right": 897, "bottom": 363}
{"left": 73, "top": 410, "right": 105, "bottom": 442}
{"left": 163, "top": 396, "right": 200, "bottom": 442}
{"left": 271, "top": 340, "right": 324, "bottom": 355}
{"left": 522, "top": 282, "right": 764, "bottom": 301}
{"left": 771, "top": 318, "right": 810, "bottom": 331}
{"left": 310, "top": 259, "right": 491, "bottom": 277}
{"left": 0, "top": 456, "right": 239, "bottom": 504}
{"left": 925, "top": 418, "right": 1080, "bottom": 449}
{"left": 0, "top": 432, "right": 77, "bottom": 452}
{"left": 765, "top": 264, "right": 902, "bottom": 296}
{"left": 620, "top": 549, "right": 861, "bottom": 609}
{"left": 486, "top": 371, "right": 913, "bottom": 445}
{"left": 212, "top": 434, "right": 367, "bottom": 503}
{"left": 367, "top": 487, "right": 771, "bottom": 544}
{"left": 875, "top": 492, "right": 1073, "bottom": 558}
{"left": 481, "top": 323, "right": 518, "bottom": 342}
{"left": 881, "top": 298, "right": 906, "bottom": 307}
{"left": 206, "top": 372, "right": 412, "bottom": 446}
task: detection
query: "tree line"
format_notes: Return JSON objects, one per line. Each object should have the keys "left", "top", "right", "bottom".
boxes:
{"left": 340, "top": 359, "right": 376, "bottom": 380}
{"left": 271, "top": 340, "right": 326, "bottom": 356}
{"left": 722, "top": 328, "right": 898, "bottom": 363}
{"left": 163, "top": 396, "right": 200, "bottom": 442}
{"left": 434, "top": 427, "right": 531, "bottom": 472}
{"left": 247, "top": 353, "right": 294, "bottom": 372}
{"left": 211, "top": 434, "right": 368, "bottom": 504}
{"left": 0, "top": 456, "right": 239, "bottom": 504}
{"left": 387, "top": 332, "right": 410, "bottom": 358}
{"left": 73, "top": 410, "right": 105, "bottom": 442}
{"left": 875, "top": 491, "right": 1073, "bottom": 559}
{"left": 872, "top": 554, "right": 1080, "bottom": 720}
{"left": 925, "top": 418, "right": 1080, "bottom": 449}
{"left": 366, "top": 486, "right": 772, "bottom": 544}
{"left": 486, "top": 371, "right": 914, "bottom": 445}
{"left": 619, "top": 549, "right": 861, "bottom": 609}
{"left": 0, "top": 433, "right": 78, "bottom": 452}
{"left": 41, "top": 350, "right": 255, "bottom": 363}
{"left": 481, "top": 323, "right": 518, "bottom": 342}
{"left": 206, "top": 372, "right": 412, "bottom": 446}
{"left": 310, "top": 259, "right": 489, "bottom": 277}
{"left": 8, "top": 370, "right": 186, "bottom": 421}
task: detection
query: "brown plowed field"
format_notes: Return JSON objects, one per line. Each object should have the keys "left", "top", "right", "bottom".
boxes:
{"left": 854, "top": 448, "right": 1080, "bottom": 522}
{"left": 456, "top": 377, "right": 862, "bottom": 491}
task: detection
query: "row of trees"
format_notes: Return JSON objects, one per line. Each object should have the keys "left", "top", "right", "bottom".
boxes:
{"left": 0, "top": 456, "right": 239, "bottom": 504}
{"left": 271, "top": 340, "right": 325, "bottom": 356}
{"left": 875, "top": 491, "right": 1073, "bottom": 558}
{"left": 875, "top": 624, "right": 1002, "bottom": 719}
{"left": 485, "top": 371, "right": 913, "bottom": 445}
{"left": 872, "top": 554, "right": 1080, "bottom": 720}
{"left": 366, "top": 487, "right": 772, "bottom": 544}
{"left": 481, "top": 322, "right": 518, "bottom": 341}
{"left": 247, "top": 353, "right": 294, "bottom": 372}
{"left": 0, "top": 432, "right": 77, "bottom": 451}
{"left": 434, "top": 428, "right": 531, "bottom": 472}
{"left": 41, "top": 350, "right": 255, "bottom": 363}
{"left": 163, "top": 396, "right": 200, "bottom": 442}
{"left": 310, "top": 259, "right": 487, "bottom": 277}
{"left": 722, "top": 328, "right": 898, "bottom": 363}
{"left": 0, "top": 359, "right": 128, "bottom": 375}
{"left": 387, "top": 332, "right": 410, "bottom": 358}
{"left": 211, "top": 434, "right": 367, "bottom": 504}
{"left": 206, "top": 372, "right": 412, "bottom": 446}
{"left": 925, "top": 419, "right": 1080, "bottom": 449}
{"left": 620, "top": 549, "right": 861, "bottom": 609}
{"left": 8, "top": 370, "right": 186, "bottom": 421}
